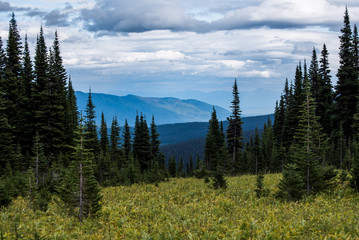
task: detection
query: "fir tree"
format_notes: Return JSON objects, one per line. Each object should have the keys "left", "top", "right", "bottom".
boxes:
{"left": 150, "top": 116, "right": 163, "bottom": 168}
{"left": 205, "top": 107, "right": 223, "bottom": 171}
{"left": 226, "top": 79, "right": 244, "bottom": 173}
{"left": 100, "top": 112, "right": 109, "bottom": 155}
{"left": 277, "top": 163, "right": 305, "bottom": 201}
{"left": 110, "top": 116, "right": 121, "bottom": 166}
{"left": 0, "top": 92, "right": 15, "bottom": 176}
{"left": 318, "top": 44, "right": 333, "bottom": 134}
{"left": 133, "top": 114, "right": 152, "bottom": 172}
{"left": 84, "top": 89, "right": 99, "bottom": 154}
{"left": 32, "top": 131, "right": 46, "bottom": 187}
{"left": 60, "top": 115, "right": 102, "bottom": 221}
{"left": 177, "top": 157, "right": 184, "bottom": 177}
{"left": 253, "top": 127, "right": 262, "bottom": 175}
{"left": 4, "top": 13, "right": 25, "bottom": 153}
{"left": 289, "top": 82, "right": 327, "bottom": 196}
{"left": 64, "top": 78, "right": 78, "bottom": 153}
{"left": 168, "top": 157, "right": 176, "bottom": 178}
{"left": 335, "top": 7, "right": 358, "bottom": 140}
{"left": 19, "top": 35, "right": 35, "bottom": 154}
{"left": 122, "top": 119, "right": 132, "bottom": 165}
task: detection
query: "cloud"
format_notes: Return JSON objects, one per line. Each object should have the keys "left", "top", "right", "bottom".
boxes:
{"left": 44, "top": 9, "right": 70, "bottom": 26}
{"left": 0, "top": 1, "right": 31, "bottom": 12}
{"left": 78, "top": 0, "right": 358, "bottom": 34}
{"left": 80, "top": 0, "right": 209, "bottom": 33}
{"left": 0, "top": 1, "right": 10, "bottom": 12}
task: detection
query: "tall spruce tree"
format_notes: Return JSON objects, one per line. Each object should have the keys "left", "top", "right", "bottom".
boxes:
{"left": 0, "top": 92, "right": 15, "bottom": 176}
{"left": 283, "top": 82, "right": 326, "bottom": 197}
{"left": 60, "top": 115, "right": 102, "bottom": 221}
{"left": 100, "top": 112, "right": 109, "bottom": 155}
{"left": 110, "top": 116, "right": 121, "bottom": 167}
{"left": 47, "top": 31, "right": 68, "bottom": 153}
{"left": 335, "top": 7, "right": 358, "bottom": 140}
{"left": 318, "top": 44, "right": 333, "bottom": 134}
{"left": 226, "top": 79, "right": 244, "bottom": 173}
{"left": 4, "top": 13, "right": 25, "bottom": 153}
{"left": 19, "top": 35, "right": 35, "bottom": 154}
{"left": 205, "top": 107, "right": 223, "bottom": 171}
{"left": 122, "top": 119, "right": 132, "bottom": 165}
{"left": 150, "top": 116, "right": 164, "bottom": 169}
{"left": 133, "top": 114, "right": 152, "bottom": 172}
{"left": 84, "top": 89, "right": 99, "bottom": 153}
{"left": 65, "top": 78, "right": 78, "bottom": 154}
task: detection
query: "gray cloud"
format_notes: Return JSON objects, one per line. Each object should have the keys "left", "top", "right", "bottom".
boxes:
{"left": 44, "top": 10, "right": 70, "bottom": 27}
{"left": 81, "top": 0, "right": 209, "bottom": 33}
{"left": 79, "top": 0, "right": 357, "bottom": 34}
{"left": 0, "top": 1, "right": 31, "bottom": 12}
{"left": 0, "top": 1, "right": 10, "bottom": 12}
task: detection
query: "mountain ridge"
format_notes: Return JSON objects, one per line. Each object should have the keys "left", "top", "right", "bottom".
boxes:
{"left": 76, "top": 91, "right": 231, "bottom": 126}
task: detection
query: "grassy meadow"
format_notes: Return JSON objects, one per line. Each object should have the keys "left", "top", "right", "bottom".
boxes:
{"left": 1, "top": 174, "right": 359, "bottom": 239}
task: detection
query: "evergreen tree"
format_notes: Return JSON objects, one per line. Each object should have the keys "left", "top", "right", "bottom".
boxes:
{"left": 211, "top": 166, "right": 227, "bottom": 189}
{"left": 100, "top": 112, "right": 109, "bottom": 155}
{"left": 84, "top": 89, "right": 99, "bottom": 153}
{"left": 0, "top": 92, "right": 15, "bottom": 176}
{"left": 277, "top": 163, "right": 305, "bottom": 201}
{"left": 288, "top": 83, "right": 327, "bottom": 196}
{"left": 0, "top": 37, "right": 6, "bottom": 84}
{"left": 122, "top": 119, "right": 132, "bottom": 165}
{"left": 177, "top": 157, "right": 184, "bottom": 177}
{"left": 47, "top": 31, "right": 68, "bottom": 153}
{"left": 168, "top": 157, "right": 176, "bottom": 178}
{"left": 32, "top": 131, "right": 46, "bottom": 187}
{"left": 64, "top": 78, "right": 78, "bottom": 154}
{"left": 282, "top": 81, "right": 296, "bottom": 149}
{"left": 226, "top": 79, "right": 244, "bottom": 173}
{"left": 335, "top": 7, "right": 358, "bottom": 140}
{"left": 98, "top": 112, "right": 109, "bottom": 182}
{"left": 309, "top": 48, "right": 320, "bottom": 103}
{"left": 353, "top": 24, "right": 359, "bottom": 78}
{"left": 4, "top": 13, "right": 25, "bottom": 153}
{"left": 110, "top": 116, "right": 121, "bottom": 166}
{"left": 318, "top": 44, "right": 333, "bottom": 134}
{"left": 133, "top": 114, "right": 152, "bottom": 172}
{"left": 253, "top": 127, "right": 262, "bottom": 174}
{"left": 204, "top": 107, "right": 223, "bottom": 171}
{"left": 262, "top": 118, "right": 275, "bottom": 172}
{"left": 150, "top": 116, "right": 163, "bottom": 168}
{"left": 60, "top": 115, "right": 102, "bottom": 221}
{"left": 188, "top": 155, "right": 194, "bottom": 176}
{"left": 19, "top": 35, "right": 35, "bottom": 154}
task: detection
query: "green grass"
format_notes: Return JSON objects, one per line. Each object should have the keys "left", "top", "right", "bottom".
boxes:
{"left": 1, "top": 174, "right": 359, "bottom": 239}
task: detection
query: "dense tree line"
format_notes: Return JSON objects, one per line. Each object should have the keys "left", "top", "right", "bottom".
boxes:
{"left": 0, "top": 14, "right": 167, "bottom": 219}
{"left": 200, "top": 8, "right": 359, "bottom": 197}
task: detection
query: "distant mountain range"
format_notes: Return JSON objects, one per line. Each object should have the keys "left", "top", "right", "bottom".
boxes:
{"left": 76, "top": 90, "right": 273, "bottom": 166}
{"left": 76, "top": 91, "right": 231, "bottom": 126}
{"left": 159, "top": 114, "right": 274, "bottom": 166}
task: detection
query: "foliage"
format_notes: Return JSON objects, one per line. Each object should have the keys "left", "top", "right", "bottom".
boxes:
{"left": 1, "top": 174, "right": 359, "bottom": 239}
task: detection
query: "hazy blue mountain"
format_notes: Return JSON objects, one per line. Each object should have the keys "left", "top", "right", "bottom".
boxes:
{"left": 76, "top": 91, "right": 231, "bottom": 125}
{"left": 158, "top": 114, "right": 274, "bottom": 146}
{"left": 159, "top": 114, "right": 274, "bottom": 167}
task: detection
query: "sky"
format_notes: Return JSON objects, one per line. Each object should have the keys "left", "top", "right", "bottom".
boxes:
{"left": 1, "top": 0, "right": 359, "bottom": 116}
